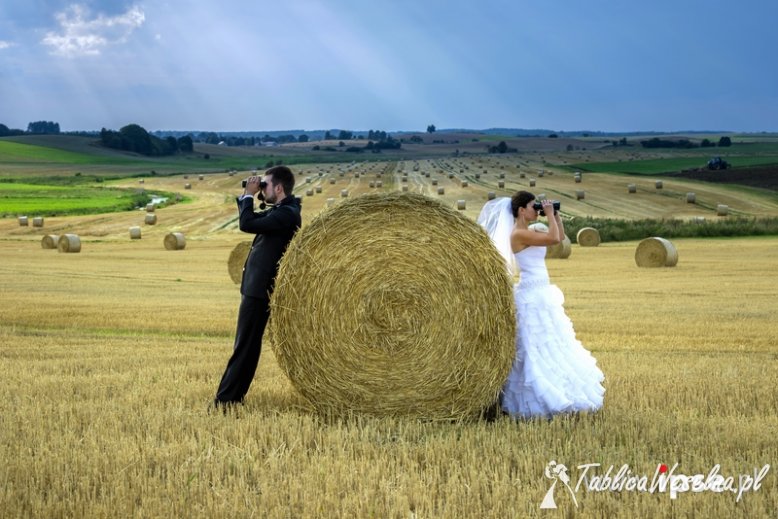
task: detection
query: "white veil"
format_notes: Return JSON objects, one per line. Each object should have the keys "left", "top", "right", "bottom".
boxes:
{"left": 477, "top": 197, "right": 516, "bottom": 276}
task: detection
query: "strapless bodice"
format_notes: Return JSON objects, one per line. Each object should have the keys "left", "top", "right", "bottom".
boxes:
{"left": 514, "top": 246, "right": 549, "bottom": 288}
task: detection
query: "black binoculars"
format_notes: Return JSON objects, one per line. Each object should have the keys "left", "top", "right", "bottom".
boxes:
{"left": 533, "top": 200, "right": 560, "bottom": 216}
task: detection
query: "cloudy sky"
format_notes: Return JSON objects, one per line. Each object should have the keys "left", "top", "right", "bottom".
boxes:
{"left": 1, "top": 0, "right": 776, "bottom": 133}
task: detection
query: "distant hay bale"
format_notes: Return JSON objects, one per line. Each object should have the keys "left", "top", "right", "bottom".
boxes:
{"left": 183, "top": 175, "right": 189, "bottom": 179}
{"left": 686, "top": 192, "right": 696, "bottom": 203}
{"left": 538, "top": 170, "right": 545, "bottom": 177}
{"left": 129, "top": 226, "right": 142, "bottom": 240}
{"left": 717, "top": 204, "right": 729, "bottom": 216}
{"left": 326, "top": 197, "right": 335, "bottom": 207}
{"left": 18, "top": 216, "right": 28, "bottom": 226}
{"left": 228, "top": 241, "right": 252, "bottom": 284}
{"left": 340, "top": 189, "right": 349, "bottom": 198}
{"left": 547, "top": 235, "right": 572, "bottom": 259}
{"left": 574, "top": 174, "right": 582, "bottom": 183}
{"left": 185, "top": 183, "right": 192, "bottom": 189}
{"left": 269, "top": 192, "right": 515, "bottom": 419}
{"left": 655, "top": 180, "right": 663, "bottom": 189}
{"left": 576, "top": 190, "right": 585, "bottom": 200}
{"left": 198, "top": 175, "right": 204, "bottom": 181}
{"left": 377, "top": 181, "right": 383, "bottom": 187}
{"left": 41, "top": 235, "right": 59, "bottom": 249}
{"left": 457, "top": 200, "right": 466, "bottom": 210}
{"left": 306, "top": 189, "right": 314, "bottom": 196}
{"left": 145, "top": 213, "right": 157, "bottom": 225}
{"left": 329, "top": 178, "right": 336, "bottom": 185}
{"left": 146, "top": 203, "right": 155, "bottom": 212}
{"left": 164, "top": 232, "right": 186, "bottom": 250}
{"left": 576, "top": 227, "right": 600, "bottom": 247}
{"left": 628, "top": 184, "right": 637, "bottom": 193}
{"left": 475, "top": 173, "right": 481, "bottom": 179}
{"left": 369, "top": 181, "right": 375, "bottom": 188}
{"left": 32, "top": 217, "right": 44, "bottom": 227}
{"left": 57, "top": 234, "right": 81, "bottom": 253}
{"left": 448, "top": 173, "right": 454, "bottom": 179}
{"left": 315, "top": 186, "right": 322, "bottom": 193}
{"left": 529, "top": 179, "right": 536, "bottom": 187}
{"left": 437, "top": 187, "right": 445, "bottom": 195}
{"left": 402, "top": 185, "right": 409, "bottom": 192}
{"left": 487, "top": 192, "right": 496, "bottom": 200}
{"left": 432, "top": 179, "right": 438, "bottom": 186}
{"left": 498, "top": 181, "right": 505, "bottom": 188}
{"left": 519, "top": 173, "right": 526, "bottom": 178}
{"left": 635, "top": 237, "right": 678, "bottom": 267}
{"left": 461, "top": 180, "right": 468, "bottom": 187}
{"left": 499, "top": 173, "right": 505, "bottom": 179}
{"left": 139, "top": 179, "right": 145, "bottom": 184}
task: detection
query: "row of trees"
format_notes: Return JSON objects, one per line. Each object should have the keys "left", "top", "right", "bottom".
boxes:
{"left": 641, "top": 136, "right": 732, "bottom": 149}
{"left": 27, "top": 121, "right": 60, "bottom": 134}
{"left": 100, "top": 124, "right": 193, "bottom": 156}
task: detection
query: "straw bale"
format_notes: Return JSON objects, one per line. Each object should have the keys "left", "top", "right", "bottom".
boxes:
{"left": 574, "top": 175, "right": 582, "bottom": 183}
{"left": 329, "top": 178, "right": 336, "bottom": 184}
{"left": 628, "top": 184, "right": 637, "bottom": 193}
{"left": 145, "top": 213, "right": 157, "bottom": 225}
{"left": 538, "top": 171, "right": 544, "bottom": 177}
{"left": 18, "top": 216, "right": 28, "bottom": 226}
{"left": 456, "top": 200, "right": 466, "bottom": 210}
{"left": 487, "top": 192, "right": 496, "bottom": 200}
{"left": 41, "top": 235, "right": 59, "bottom": 249}
{"left": 577, "top": 227, "right": 600, "bottom": 246}
{"left": 461, "top": 181, "right": 469, "bottom": 187}
{"left": 519, "top": 173, "right": 526, "bottom": 178}
{"left": 529, "top": 179, "right": 536, "bottom": 187}
{"left": 499, "top": 173, "right": 505, "bottom": 179}
{"left": 185, "top": 183, "right": 192, "bottom": 189}
{"left": 655, "top": 180, "right": 663, "bottom": 189}
{"left": 146, "top": 203, "right": 155, "bottom": 212}
{"left": 58, "top": 234, "right": 81, "bottom": 253}
{"left": 139, "top": 179, "right": 145, "bottom": 184}
{"left": 716, "top": 204, "right": 729, "bottom": 216}
{"left": 576, "top": 190, "right": 585, "bottom": 200}
{"left": 341, "top": 189, "right": 349, "bottom": 198}
{"left": 327, "top": 197, "right": 336, "bottom": 207}
{"left": 437, "top": 187, "right": 445, "bottom": 195}
{"left": 498, "top": 181, "right": 505, "bottom": 188}
{"left": 475, "top": 173, "right": 480, "bottom": 179}
{"left": 315, "top": 186, "right": 322, "bottom": 193}
{"left": 432, "top": 179, "right": 438, "bottom": 185}
{"left": 377, "top": 181, "right": 383, "bottom": 187}
{"left": 402, "top": 185, "right": 409, "bottom": 192}
{"left": 198, "top": 175, "right": 204, "bottom": 180}
{"left": 269, "top": 192, "right": 515, "bottom": 419}
{"left": 686, "top": 192, "right": 696, "bottom": 203}
{"left": 32, "top": 217, "right": 44, "bottom": 227}
{"left": 369, "top": 181, "right": 375, "bottom": 188}
{"left": 164, "top": 232, "right": 186, "bottom": 250}
{"left": 547, "top": 235, "right": 572, "bottom": 259}
{"left": 306, "top": 189, "right": 314, "bottom": 196}
{"left": 129, "top": 226, "right": 142, "bottom": 240}
{"left": 635, "top": 237, "right": 678, "bottom": 267}
{"left": 228, "top": 241, "right": 252, "bottom": 284}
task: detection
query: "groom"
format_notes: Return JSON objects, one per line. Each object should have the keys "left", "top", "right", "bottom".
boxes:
{"left": 214, "top": 165, "right": 302, "bottom": 408}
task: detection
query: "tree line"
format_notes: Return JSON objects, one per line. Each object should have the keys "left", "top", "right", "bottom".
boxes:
{"left": 100, "top": 124, "right": 193, "bottom": 156}
{"left": 641, "top": 136, "right": 732, "bottom": 148}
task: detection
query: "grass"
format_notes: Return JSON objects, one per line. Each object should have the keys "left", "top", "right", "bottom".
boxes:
{"left": 0, "top": 236, "right": 775, "bottom": 517}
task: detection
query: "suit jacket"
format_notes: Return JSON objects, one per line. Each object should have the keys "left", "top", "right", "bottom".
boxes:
{"left": 238, "top": 195, "right": 302, "bottom": 299}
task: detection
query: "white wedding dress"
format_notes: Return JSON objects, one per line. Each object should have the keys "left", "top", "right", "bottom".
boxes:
{"left": 501, "top": 245, "right": 605, "bottom": 418}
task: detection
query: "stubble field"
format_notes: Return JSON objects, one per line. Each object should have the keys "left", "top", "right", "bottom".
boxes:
{"left": 1, "top": 156, "right": 777, "bottom": 517}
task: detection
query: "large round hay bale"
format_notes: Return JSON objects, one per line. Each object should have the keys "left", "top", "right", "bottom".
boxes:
{"left": 164, "top": 232, "right": 186, "bottom": 250}
{"left": 145, "top": 203, "right": 155, "bottom": 212}
{"left": 655, "top": 180, "right": 663, "bottom": 189}
{"left": 402, "top": 185, "right": 409, "bottom": 192}
{"left": 326, "top": 197, "right": 336, "bottom": 207}
{"left": 228, "top": 241, "right": 252, "bottom": 284}
{"left": 437, "top": 187, "right": 445, "bottom": 195}
{"left": 547, "top": 235, "right": 572, "bottom": 259}
{"left": 498, "top": 181, "right": 505, "bottom": 188}
{"left": 461, "top": 180, "right": 468, "bottom": 187}
{"left": 269, "top": 192, "right": 515, "bottom": 419}
{"left": 41, "top": 235, "right": 59, "bottom": 249}
{"left": 32, "top": 217, "right": 44, "bottom": 227}
{"left": 686, "top": 192, "right": 696, "bottom": 203}
{"left": 529, "top": 179, "right": 536, "bottom": 187}
{"left": 315, "top": 186, "right": 322, "bottom": 193}
{"left": 635, "top": 237, "right": 678, "bottom": 267}
{"left": 432, "top": 179, "right": 438, "bottom": 186}
{"left": 185, "top": 183, "right": 192, "bottom": 190}
{"left": 18, "top": 216, "right": 29, "bottom": 226}
{"left": 329, "top": 178, "right": 336, "bottom": 185}
{"left": 628, "top": 184, "right": 637, "bottom": 193}
{"left": 576, "top": 190, "right": 585, "bottom": 200}
{"left": 129, "top": 226, "right": 142, "bottom": 240}
{"left": 198, "top": 175, "right": 204, "bottom": 181}
{"left": 145, "top": 213, "right": 157, "bottom": 225}
{"left": 306, "top": 189, "right": 314, "bottom": 196}
{"left": 456, "top": 199, "right": 466, "bottom": 210}
{"left": 577, "top": 227, "right": 600, "bottom": 247}
{"left": 717, "top": 204, "right": 729, "bottom": 216}
{"left": 487, "top": 191, "right": 496, "bottom": 200}
{"left": 58, "top": 234, "right": 81, "bottom": 253}
{"left": 341, "top": 189, "right": 349, "bottom": 198}
{"left": 574, "top": 174, "right": 582, "bottom": 183}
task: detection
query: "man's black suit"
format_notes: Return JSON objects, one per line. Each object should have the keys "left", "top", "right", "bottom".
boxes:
{"left": 215, "top": 194, "right": 301, "bottom": 404}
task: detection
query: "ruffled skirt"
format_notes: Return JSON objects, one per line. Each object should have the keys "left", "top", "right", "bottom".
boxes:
{"left": 501, "top": 281, "right": 605, "bottom": 418}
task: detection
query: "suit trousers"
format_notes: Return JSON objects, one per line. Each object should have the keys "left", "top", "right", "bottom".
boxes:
{"left": 215, "top": 295, "right": 270, "bottom": 404}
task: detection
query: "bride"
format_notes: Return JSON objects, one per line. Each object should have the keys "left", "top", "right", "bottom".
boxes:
{"left": 478, "top": 191, "right": 605, "bottom": 418}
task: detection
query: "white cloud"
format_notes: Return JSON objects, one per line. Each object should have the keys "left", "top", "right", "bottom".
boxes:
{"left": 0, "top": 40, "right": 14, "bottom": 50}
{"left": 41, "top": 4, "right": 145, "bottom": 57}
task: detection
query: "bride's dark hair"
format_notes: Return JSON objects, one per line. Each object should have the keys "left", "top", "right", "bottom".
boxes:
{"left": 511, "top": 191, "right": 536, "bottom": 217}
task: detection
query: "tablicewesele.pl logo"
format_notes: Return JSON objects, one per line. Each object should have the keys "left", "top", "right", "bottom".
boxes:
{"left": 540, "top": 460, "right": 770, "bottom": 509}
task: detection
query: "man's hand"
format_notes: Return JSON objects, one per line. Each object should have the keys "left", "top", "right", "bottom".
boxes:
{"left": 244, "top": 176, "right": 260, "bottom": 196}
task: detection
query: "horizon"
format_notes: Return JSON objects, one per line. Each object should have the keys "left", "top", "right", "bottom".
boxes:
{"left": 2, "top": 1, "right": 777, "bottom": 133}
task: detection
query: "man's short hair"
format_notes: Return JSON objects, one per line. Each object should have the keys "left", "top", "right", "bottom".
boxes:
{"left": 266, "top": 165, "right": 295, "bottom": 195}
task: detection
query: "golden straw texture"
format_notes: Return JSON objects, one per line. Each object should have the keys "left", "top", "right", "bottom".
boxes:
{"left": 227, "top": 241, "right": 252, "bottom": 284}
{"left": 163, "top": 232, "right": 186, "bottom": 250}
{"left": 269, "top": 192, "right": 516, "bottom": 420}
{"left": 635, "top": 237, "right": 678, "bottom": 267}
